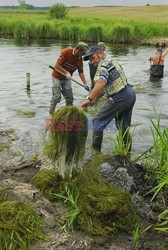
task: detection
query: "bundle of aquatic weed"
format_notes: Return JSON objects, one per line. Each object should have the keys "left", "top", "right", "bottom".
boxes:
{"left": 0, "top": 187, "right": 7, "bottom": 202}
{"left": 32, "top": 169, "right": 64, "bottom": 200}
{"left": 0, "top": 199, "right": 46, "bottom": 250}
{"left": 70, "top": 160, "right": 139, "bottom": 236}
{"left": 44, "top": 106, "right": 87, "bottom": 178}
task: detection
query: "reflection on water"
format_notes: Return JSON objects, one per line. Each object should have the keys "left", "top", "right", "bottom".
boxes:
{"left": 150, "top": 75, "right": 163, "bottom": 86}
{"left": 0, "top": 38, "right": 168, "bottom": 160}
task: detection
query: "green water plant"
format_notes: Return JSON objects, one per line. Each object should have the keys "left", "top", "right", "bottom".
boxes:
{"left": 0, "top": 143, "right": 11, "bottom": 152}
{"left": 73, "top": 162, "right": 138, "bottom": 235}
{"left": 32, "top": 169, "right": 63, "bottom": 200}
{"left": 9, "top": 108, "right": 36, "bottom": 118}
{"left": 44, "top": 106, "right": 87, "bottom": 178}
{"left": 0, "top": 200, "right": 46, "bottom": 250}
{"left": 0, "top": 187, "right": 7, "bottom": 202}
{"left": 33, "top": 154, "right": 138, "bottom": 236}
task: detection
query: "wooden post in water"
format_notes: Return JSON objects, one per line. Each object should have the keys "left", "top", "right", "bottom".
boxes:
{"left": 26, "top": 73, "right": 30, "bottom": 90}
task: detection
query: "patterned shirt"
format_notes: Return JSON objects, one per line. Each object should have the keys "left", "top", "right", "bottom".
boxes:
{"left": 94, "top": 54, "right": 128, "bottom": 96}
{"left": 52, "top": 48, "right": 84, "bottom": 80}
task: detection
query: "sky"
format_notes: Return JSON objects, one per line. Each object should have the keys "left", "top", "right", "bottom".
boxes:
{"left": 0, "top": 0, "right": 168, "bottom": 7}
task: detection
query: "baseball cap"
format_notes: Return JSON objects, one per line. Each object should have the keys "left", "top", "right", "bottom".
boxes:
{"left": 75, "top": 42, "right": 88, "bottom": 55}
{"left": 83, "top": 45, "right": 101, "bottom": 61}
{"left": 157, "top": 48, "right": 163, "bottom": 53}
{"left": 98, "top": 42, "right": 105, "bottom": 49}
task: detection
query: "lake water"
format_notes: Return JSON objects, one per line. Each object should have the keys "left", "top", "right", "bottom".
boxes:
{"left": 0, "top": 38, "right": 168, "bottom": 162}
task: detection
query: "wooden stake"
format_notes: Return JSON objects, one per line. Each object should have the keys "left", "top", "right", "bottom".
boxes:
{"left": 26, "top": 73, "right": 30, "bottom": 90}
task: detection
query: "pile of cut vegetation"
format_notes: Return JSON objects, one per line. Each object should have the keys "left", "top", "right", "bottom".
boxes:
{"left": 0, "top": 187, "right": 46, "bottom": 249}
{"left": 32, "top": 154, "right": 138, "bottom": 236}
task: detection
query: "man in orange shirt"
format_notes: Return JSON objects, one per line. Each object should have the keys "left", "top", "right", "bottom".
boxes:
{"left": 49, "top": 42, "right": 89, "bottom": 115}
{"left": 149, "top": 47, "right": 168, "bottom": 78}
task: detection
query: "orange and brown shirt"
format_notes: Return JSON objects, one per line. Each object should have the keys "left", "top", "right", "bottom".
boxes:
{"left": 52, "top": 48, "right": 84, "bottom": 80}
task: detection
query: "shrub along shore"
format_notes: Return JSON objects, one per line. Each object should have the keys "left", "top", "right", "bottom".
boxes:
{"left": 0, "top": 6, "right": 168, "bottom": 43}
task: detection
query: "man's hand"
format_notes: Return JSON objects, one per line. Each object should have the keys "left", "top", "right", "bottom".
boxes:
{"left": 66, "top": 72, "right": 71, "bottom": 80}
{"left": 85, "top": 85, "right": 90, "bottom": 92}
{"left": 80, "top": 99, "right": 91, "bottom": 108}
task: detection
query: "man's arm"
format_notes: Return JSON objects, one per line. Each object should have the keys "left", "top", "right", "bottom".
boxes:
{"left": 149, "top": 56, "right": 154, "bottom": 62}
{"left": 80, "top": 80, "right": 105, "bottom": 108}
{"left": 79, "top": 72, "right": 87, "bottom": 86}
{"left": 55, "top": 61, "right": 69, "bottom": 75}
{"left": 162, "top": 47, "right": 168, "bottom": 57}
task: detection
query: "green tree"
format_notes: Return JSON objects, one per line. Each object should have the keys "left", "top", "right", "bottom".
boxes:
{"left": 18, "top": 0, "right": 27, "bottom": 9}
{"left": 49, "top": 3, "right": 68, "bottom": 19}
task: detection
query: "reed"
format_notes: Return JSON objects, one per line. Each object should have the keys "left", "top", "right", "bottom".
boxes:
{"left": 138, "top": 111, "right": 168, "bottom": 202}
{"left": 0, "top": 6, "right": 168, "bottom": 42}
{"left": 112, "top": 24, "right": 133, "bottom": 43}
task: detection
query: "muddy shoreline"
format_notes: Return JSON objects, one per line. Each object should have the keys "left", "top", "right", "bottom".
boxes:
{"left": 1, "top": 130, "right": 168, "bottom": 249}
{"left": 141, "top": 38, "right": 168, "bottom": 47}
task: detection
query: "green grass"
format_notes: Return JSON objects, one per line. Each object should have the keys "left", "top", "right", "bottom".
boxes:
{"left": 109, "top": 127, "right": 133, "bottom": 160}
{"left": 0, "top": 6, "right": 168, "bottom": 42}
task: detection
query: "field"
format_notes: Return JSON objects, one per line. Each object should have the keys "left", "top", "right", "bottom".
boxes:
{"left": 69, "top": 5, "right": 168, "bottom": 23}
{"left": 0, "top": 5, "right": 168, "bottom": 43}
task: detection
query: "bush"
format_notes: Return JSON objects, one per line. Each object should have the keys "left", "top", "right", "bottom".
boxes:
{"left": 49, "top": 3, "right": 68, "bottom": 19}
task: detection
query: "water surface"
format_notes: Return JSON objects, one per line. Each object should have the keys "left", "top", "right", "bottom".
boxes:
{"left": 0, "top": 38, "right": 167, "bottom": 160}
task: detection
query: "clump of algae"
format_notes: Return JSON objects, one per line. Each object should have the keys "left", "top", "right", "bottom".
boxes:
{"left": 32, "top": 169, "right": 63, "bottom": 200}
{"left": 10, "top": 108, "right": 36, "bottom": 118}
{"left": 0, "top": 188, "right": 46, "bottom": 249}
{"left": 33, "top": 154, "right": 138, "bottom": 236}
{"left": 0, "top": 187, "right": 7, "bottom": 202}
{"left": 44, "top": 106, "right": 88, "bottom": 178}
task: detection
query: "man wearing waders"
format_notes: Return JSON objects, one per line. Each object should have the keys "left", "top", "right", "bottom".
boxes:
{"left": 80, "top": 45, "right": 136, "bottom": 152}
{"left": 89, "top": 42, "right": 106, "bottom": 90}
{"left": 149, "top": 47, "right": 168, "bottom": 78}
{"left": 49, "top": 42, "right": 89, "bottom": 115}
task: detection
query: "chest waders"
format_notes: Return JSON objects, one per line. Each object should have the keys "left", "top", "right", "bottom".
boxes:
{"left": 150, "top": 53, "right": 164, "bottom": 78}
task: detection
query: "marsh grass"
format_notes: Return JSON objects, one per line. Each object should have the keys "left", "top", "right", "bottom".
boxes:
{"left": 0, "top": 6, "right": 168, "bottom": 42}
{"left": 33, "top": 154, "right": 138, "bottom": 236}
{"left": 137, "top": 111, "right": 168, "bottom": 202}
{"left": 109, "top": 127, "right": 133, "bottom": 160}
{"left": 0, "top": 200, "right": 46, "bottom": 250}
